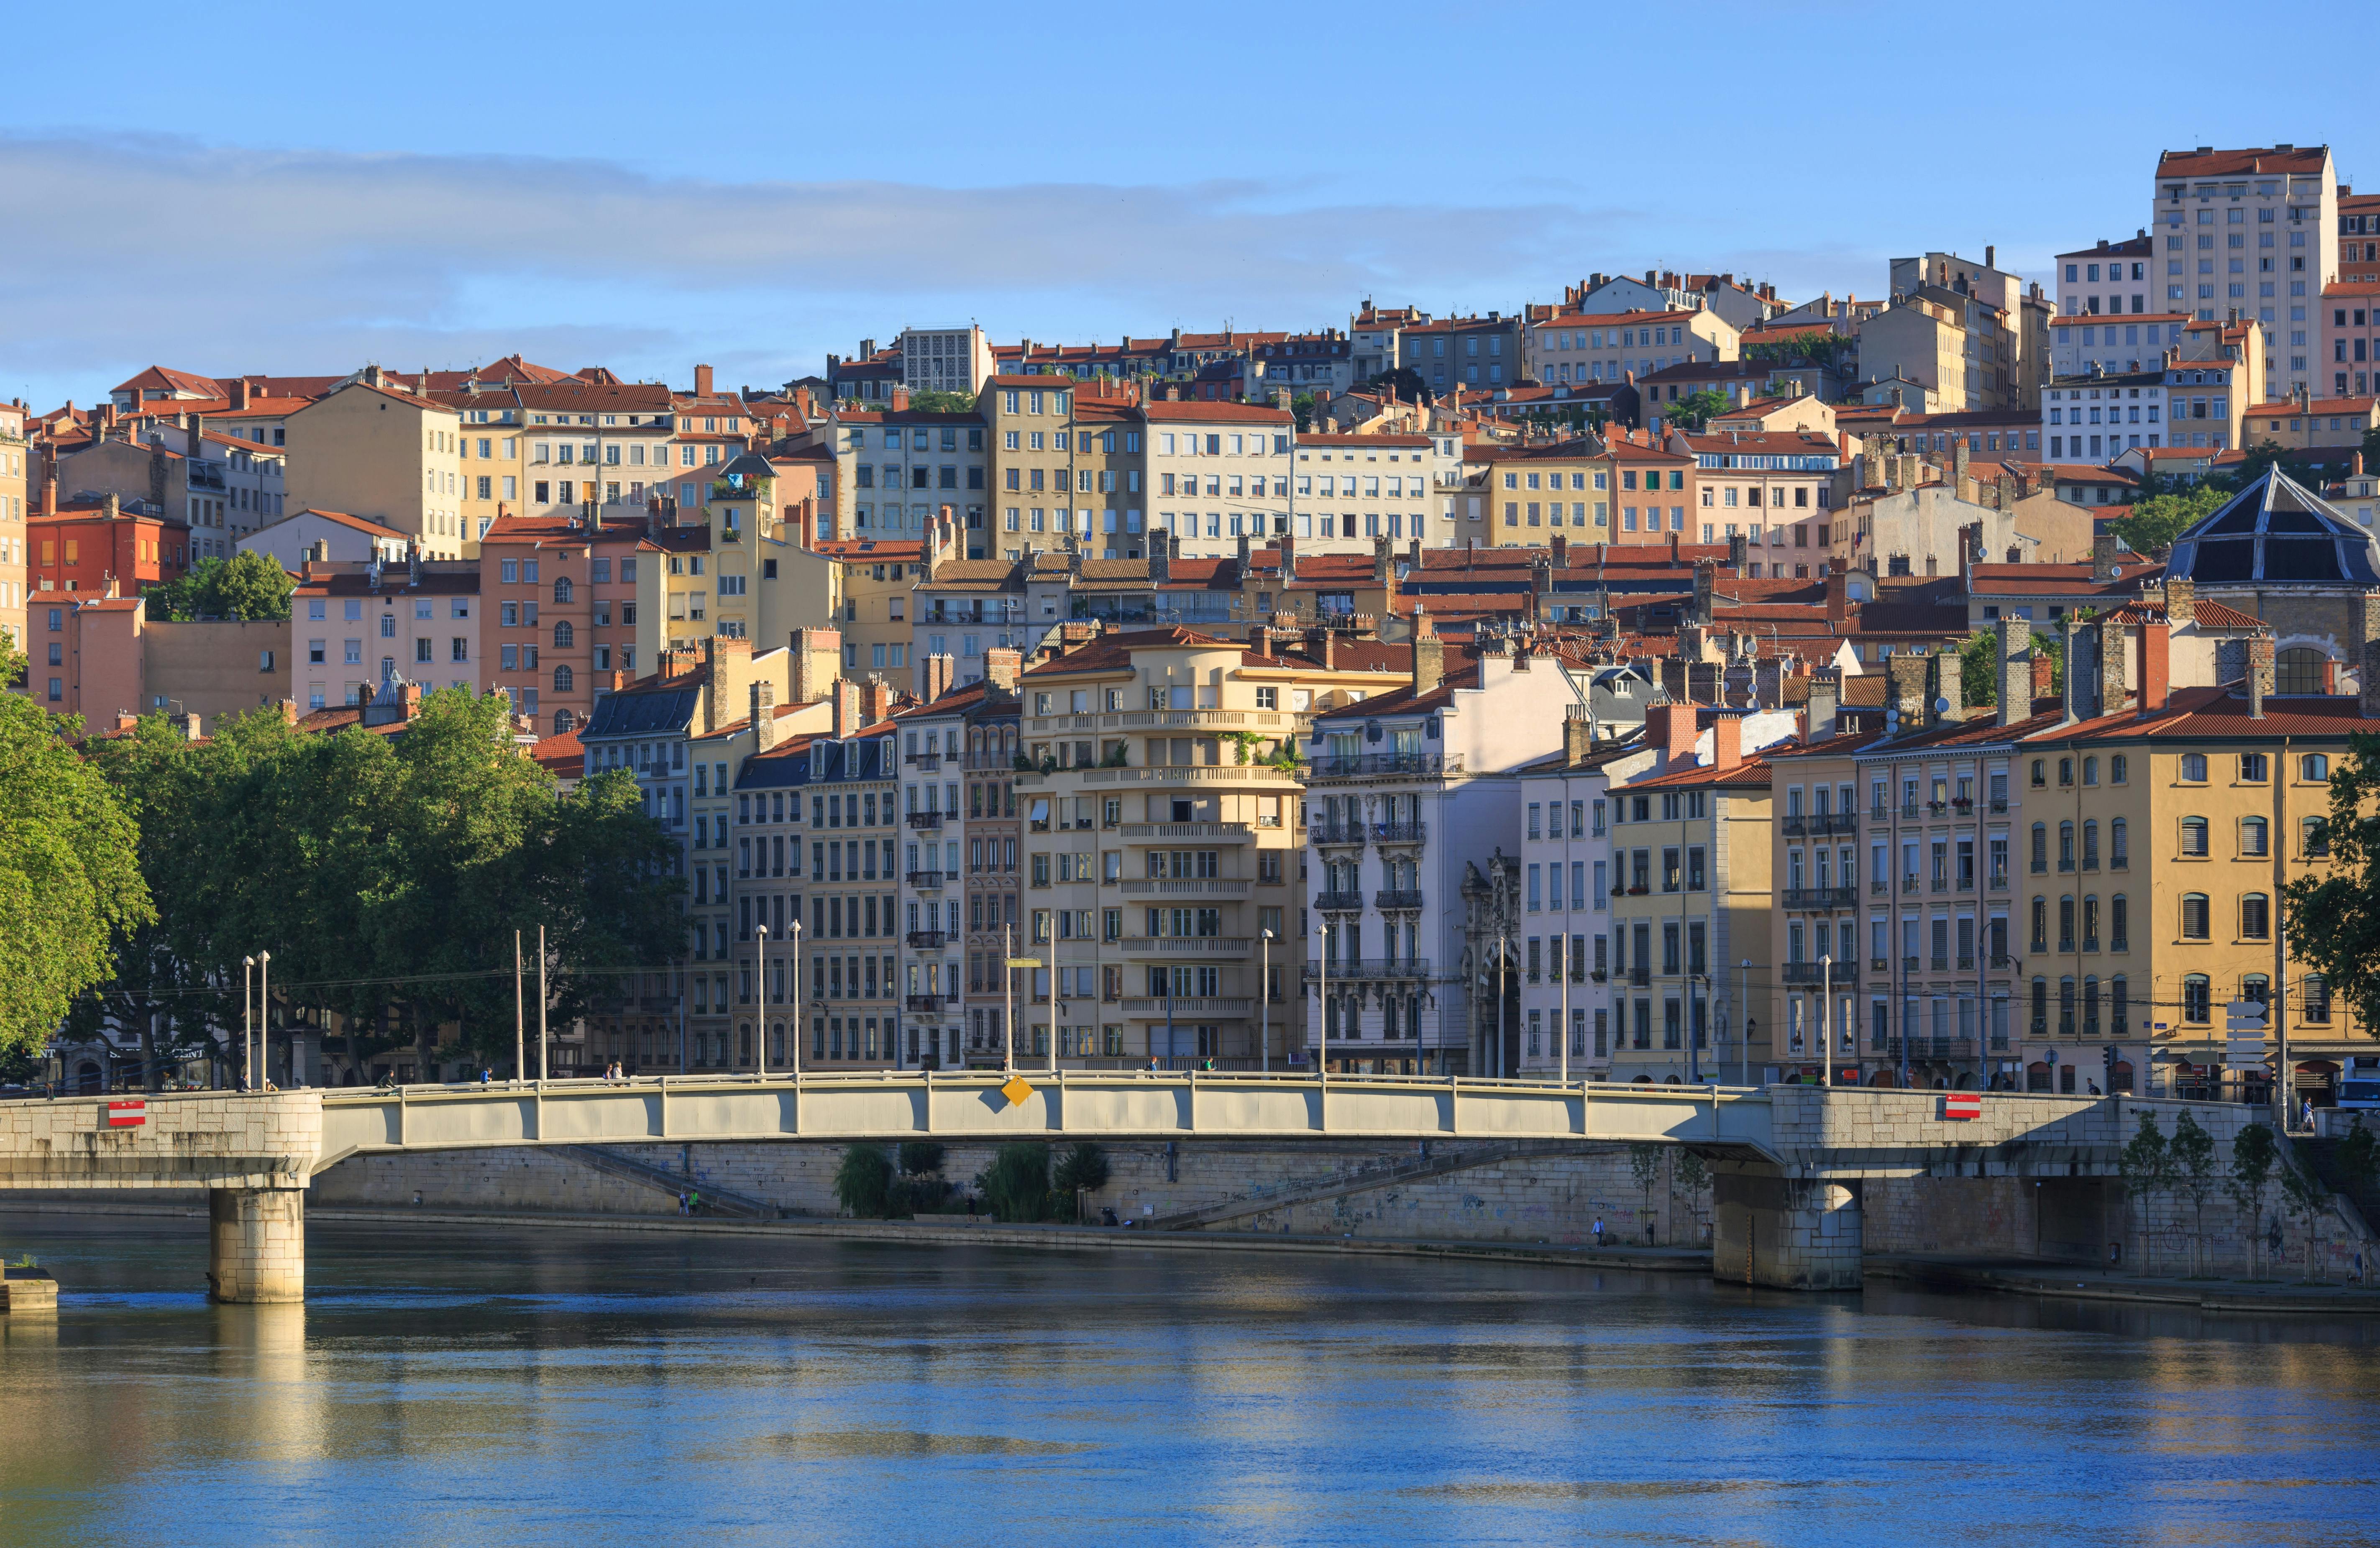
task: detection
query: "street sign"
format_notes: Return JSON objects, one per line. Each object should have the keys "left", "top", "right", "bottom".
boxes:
{"left": 106, "top": 1100, "right": 145, "bottom": 1128}
{"left": 1004, "top": 957, "right": 1042, "bottom": 969}
{"left": 2225, "top": 999, "right": 2268, "bottom": 1035}
{"left": 999, "top": 1075, "right": 1034, "bottom": 1108}
{"left": 2226, "top": 1049, "right": 2271, "bottom": 1069}
{"left": 1942, "top": 1093, "right": 1982, "bottom": 1121}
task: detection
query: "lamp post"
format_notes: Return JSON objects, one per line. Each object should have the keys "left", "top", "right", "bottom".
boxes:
{"left": 1260, "top": 928, "right": 1274, "bottom": 1075}
{"left": 258, "top": 951, "right": 270, "bottom": 1090}
{"left": 1003, "top": 923, "right": 1016, "bottom": 1072}
{"left": 1740, "top": 959, "right": 1752, "bottom": 1086}
{"left": 241, "top": 955, "right": 253, "bottom": 1093}
{"left": 1820, "top": 955, "right": 1833, "bottom": 1087}
{"left": 514, "top": 931, "right": 525, "bottom": 1085}
{"left": 536, "top": 926, "right": 548, "bottom": 1083}
{"left": 790, "top": 919, "right": 804, "bottom": 1076}
{"left": 755, "top": 924, "right": 769, "bottom": 1079}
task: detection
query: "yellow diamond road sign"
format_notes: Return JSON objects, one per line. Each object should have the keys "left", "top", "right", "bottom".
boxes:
{"left": 1000, "top": 1075, "right": 1035, "bottom": 1108}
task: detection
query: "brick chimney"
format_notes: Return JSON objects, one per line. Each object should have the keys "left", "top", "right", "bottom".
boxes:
{"left": 750, "top": 680, "right": 778, "bottom": 751}
{"left": 694, "top": 363, "right": 715, "bottom": 398}
{"left": 1369, "top": 534, "right": 1392, "bottom": 585}
{"left": 924, "top": 651, "right": 956, "bottom": 704}
{"left": 700, "top": 635, "right": 753, "bottom": 733}
{"left": 1708, "top": 711, "right": 1742, "bottom": 771}
{"left": 984, "top": 646, "right": 1022, "bottom": 692}
{"left": 1647, "top": 700, "right": 1699, "bottom": 770}
{"left": 2031, "top": 652, "right": 2056, "bottom": 703}
{"left": 791, "top": 626, "right": 841, "bottom": 704}
{"left": 891, "top": 386, "right": 910, "bottom": 413}
{"left": 832, "top": 678, "right": 861, "bottom": 737}
{"left": 2163, "top": 576, "right": 2196, "bottom": 624}
{"left": 860, "top": 674, "right": 896, "bottom": 724}
{"left": 1563, "top": 704, "right": 1595, "bottom": 765}
{"left": 1824, "top": 567, "right": 1848, "bottom": 622}
{"left": 1884, "top": 651, "right": 1929, "bottom": 731}
{"left": 1997, "top": 615, "right": 2030, "bottom": 727}
{"left": 2135, "top": 620, "right": 2170, "bottom": 719}
{"left": 2247, "top": 635, "right": 2274, "bottom": 718}
{"left": 1410, "top": 607, "right": 1443, "bottom": 696}
{"left": 1280, "top": 530, "right": 1297, "bottom": 583}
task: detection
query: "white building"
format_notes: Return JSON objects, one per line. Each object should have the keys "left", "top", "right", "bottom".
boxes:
{"left": 1144, "top": 399, "right": 1295, "bottom": 556}
{"left": 898, "top": 325, "right": 994, "bottom": 397}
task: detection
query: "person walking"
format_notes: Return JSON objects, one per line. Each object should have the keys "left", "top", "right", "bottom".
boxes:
{"left": 1593, "top": 1216, "right": 1605, "bottom": 1247}
{"left": 678, "top": 1190, "right": 689, "bottom": 1216}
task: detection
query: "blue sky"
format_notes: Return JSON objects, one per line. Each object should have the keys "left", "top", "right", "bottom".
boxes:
{"left": 3, "top": 0, "right": 2370, "bottom": 410}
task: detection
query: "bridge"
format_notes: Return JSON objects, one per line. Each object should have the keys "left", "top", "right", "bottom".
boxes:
{"left": 0, "top": 1073, "right": 2256, "bottom": 1302}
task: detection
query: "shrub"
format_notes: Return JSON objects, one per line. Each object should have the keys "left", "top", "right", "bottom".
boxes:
{"left": 834, "top": 1144, "right": 896, "bottom": 1218}
{"left": 898, "top": 1141, "right": 947, "bottom": 1177}
{"left": 1054, "top": 1141, "right": 1111, "bottom": 1196}
{"left": 979, "top": 1142, "right": 1052, "bottom": 1222}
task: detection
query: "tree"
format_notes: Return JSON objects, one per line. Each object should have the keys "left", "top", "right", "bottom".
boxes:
{"left": 834, "top": 1144, "right": 897, "bottom": 1218}
{"left": 2169, "top": 1110, "right": 2218, "bottom": 1277}
{"left": 2119, "top": 1111, "right": 2173, "bottom": 1274}
{"left": 1362, "top": 367, "right": 1430, "bottom": 406}
{"left": 141, "top": 551, "right": 295, "bottom": 623}
{"left": 2223, "top": 438, "right": 2290, "bottom": 491}
{"left": 1290, "top": 391, "right": 1317, "bottom": 432}
{"left": 1628, "top": 1142, "right": 1662, "bottom": 1244}
{"left": 1673, "top": 1150, "right": 1710, "bottom": 1244}
{"left": 2278, "top": 1157, "right": 2329, "bottom": 1281}
{"left": 2108, "top": 485, "right": 2224, "bottom": 559}
{"left": 2283, "top": 732, "right": 2380, "bottom": 1039}
{"left": 1054, "top": 1141, "right": 1111, "bottom": 1210}
{"left": 1661, "top": 390, "right": 1729, "bottom": 430}
{"left": 1958, "top": 629, "right": 2002, "bottom": 709}
{"left": 907, "top": 389, "right": 977, "bottom": 414}
{"left": 0, "top": 693, "right": 153, "bottom": 1068}
{"left": 898, "top": 1141, "right": 947, "bottom": 1178}
{"left": 2229, "top": 1121, "right": 2278, "bottom": 1277}
{"left": 978, "top": 1142, "right": 1052, "bottom": 1222}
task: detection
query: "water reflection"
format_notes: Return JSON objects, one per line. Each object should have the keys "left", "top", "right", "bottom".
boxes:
{"left": 1, "top": 1209, "right": 2377, "bottom": 1548}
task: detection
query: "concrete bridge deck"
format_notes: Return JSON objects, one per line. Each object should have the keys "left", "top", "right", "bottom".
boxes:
{"left": 0, "top": 1077, "right": 2263, "bottom": 1302}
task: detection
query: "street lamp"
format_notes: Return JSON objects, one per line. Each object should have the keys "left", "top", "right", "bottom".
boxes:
{"left": 790, "top": 919, "right": 803, "bottom": 1076}
{"left": 1260, "top": 928, "right": 1274, "bottom": 1075}
{"left": 755, "top": 924, "right": 769, "bottom": 1080}
{"left": 1820, "top": 955, "right": 1833, "bottom": 1088}
{"left": 241, "top": 955, "right": 254, "bottom": 1093}
{"left": 257, "top": 951, "right": 270, "bottom": 1091}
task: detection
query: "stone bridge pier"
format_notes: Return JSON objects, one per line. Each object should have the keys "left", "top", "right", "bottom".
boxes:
{"left": 1712, "top": 1171, "right": 1862, "bottom": 1291}
{"left": 207, "top": 1188, "right": 306, "bottom": 1304}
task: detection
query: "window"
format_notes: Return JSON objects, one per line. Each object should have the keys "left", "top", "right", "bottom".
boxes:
{"left": 2239, "top": 752, "right": 2268, "bottom": 782}
{"left": 2180, "top": 753, "right": 2207, "bottom": 782}
{"left": 2304, "top": 816, "right": 2331, "bottom": 859}
{"left": 2302, "top": 753, "right": 2330, "bottom": 782}
{"left": 2240, "top": 893, "right": 2270, "bottom": 939}
{"left": 2239, "top": 816, "right": 2267, "bottom": 857}
{"left": 2182, "top": 974, "right": 2211, "bottom": 1023}
{"left": 2304, "top": 975, "right": 2332, "bottom": 1024}
{"left": 2180, "top": 817, "right": 2208, "bottom": 857}
{"left": 2180, "top": 893, "right": 2209, "bottom": 939}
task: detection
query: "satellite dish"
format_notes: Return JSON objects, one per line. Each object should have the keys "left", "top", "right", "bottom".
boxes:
{"left": 1934, "top": 696, "right": 1950, "bottom": 714}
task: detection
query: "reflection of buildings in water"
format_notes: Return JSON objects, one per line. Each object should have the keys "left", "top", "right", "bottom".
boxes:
{"left": 212, "top": 1302, "right": 326, "bottom": 1463}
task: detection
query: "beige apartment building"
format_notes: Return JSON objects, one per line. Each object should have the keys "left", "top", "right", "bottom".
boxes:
{"left": 984, "top": 376, "right": 1151, "bottom": 560}
{"left": 1528, "top": 308, "right": 1739, "bottom": 390}
{"left": 2151, "top": 145, "right": 2338, "bottom": 397}
{"left": 282, "top": 373, "right": 468, "bottom": 560}
{"left": 1013, "top": 626, "right": 1405, "bottom": 1068}
{"left": 1146, "top": 398, "right": 1291, "bottom": 556}
{"left": 0, "top": 399, "right": 26, "bottom": 662}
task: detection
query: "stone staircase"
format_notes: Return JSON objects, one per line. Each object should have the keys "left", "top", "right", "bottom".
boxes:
{"left": 557, "top": 1146, "right": 778, "bottom": 1218}
{"left": 1145, "top": 1140, "right": 1578, "bottom": 1232}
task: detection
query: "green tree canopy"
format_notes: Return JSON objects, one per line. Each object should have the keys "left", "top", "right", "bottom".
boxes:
{"left": 0, "top": 695, "right": 152, "bottom": 1063}
{"left": 906, "top": 389, "right": 978, "bottom": 414}
{"left": 2285, "top": 732, "right": 2380, "bottom": 1039}
{"left": 1660, "top": 389, "right": 1729, "bottom": 430}
{"left": 2107, "top": 485, "right": 2224, "bottom": 560}
{"left": 1363, "top": 366, "right": 1431, "bottom": 406}
{"left": 142, "top": 550, "right": 296, "bottom": 622}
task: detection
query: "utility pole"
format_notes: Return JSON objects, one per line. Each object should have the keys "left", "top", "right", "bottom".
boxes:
{"left": 1820, "top": 955, "right": 1833, "bottom": 1087}
{"left": 1003, "top": 923, "right": 1016, "bottom": 1072}
{"left": 791, "top": 919, "right": 804, "bottom": 1076}
{"left": 755, "top": 924, "right": 769, "bottom": 1079}
{"left": 513, "top": 931, "right": 524, "bottom": 1085}
{"left": 536, "top": 926, "right": 548, "bottom": 1082}
{"left": 258, "top": 951, "right": 270, "bottom": 1090}
{"left": 241, "top": 955, "right": 254, "bottom": 1093}
{"left": 1260, "top": 927, "right": 1273, "bottom": 1075}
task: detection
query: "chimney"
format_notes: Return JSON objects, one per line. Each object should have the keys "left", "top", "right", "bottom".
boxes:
{"left": 1372, "top": 534, "right": 1391, "bottom": 586}
{"left": 1709, "top": 711, "right": 1743, "bottom": 771}
{"left": 2096, "top": 614, "right": 2128, "bottom": 716}
{"left": 2360, "top": 594, "right": 2380, "bottom": 719}
{"left": 1804, "top": 681, "right": 1837, "bottom": 743}
{"left": 2162, "top": 576, "right": 2195, "bottom": 624}
{"left": 1996, "top": 615, "right": 2029, "bottom": 727}
{"left": 1884, "top": 652, "right": 1929, "bottom": 732}
{"left": 2031, "top": 652, "right": 2056, "bottom": 703}
{"left": 2247, "top": 635, "right": 2274, "bottom": 718}
{"left": 694, "top": 363, "right": 715, "bottom": 398}
{"left": 1645, "top": 701, "right": 1699, "bottom": 769}
{"left": 924, "top": 652, "right": 956, "bottom": 704}
{"left": 1727, "top": 530, "right": 1747, "bottom": 575}
{"left": 984, "top": 646, "right": 1022, "bottom": 692}
{"left": 230, "top": 379, "right": 251, "bottom": 411}
{"left": 790, "top": 625, "right": 842, "bottom": 704}
{"left": 750, "top": 680, "right": 779, "bottom": 751}
{"left": 700, "top": 635, "right": 753, "bottom": 733}
{"left": 2135, "top": 621, "right": 2170, "bottom": 719}
{"left": 1551, "top": 532, "right": 1569, "bottom": 571}
{"left": 2062, "top": 616, "right": 2099, "bottom": 723}
{"left": 1280, "top": 531, "right": 1297, "bottom": 583}
{"left": 1148, "top": 536, "right": 1170, "bottom": 586}
{"left": 1929, "top": 646, "right": 1963, "bottom": 725}
{"left": 41, "top": 466, "right": 58, "bottom": 517}
{"left": 1824, "top": 568, "right": 1848, "bottom": 622}
{"left": 1563, "top": 704, "right": 1595, "bottom": 766}
{"left": 1691, "top": 560, "right": 1715, "bottom": 626}
{"left": 1410, "top": 607, "right": 1443, "bottom": 696}
{"left": 833, "top": 678, "right": 862, "bottom": 737}
{"left": 860, "top": 675, "right": 896, "bottom": 724}
{"left": 2092, "top": 532, "right": 2119, "bottom": 582}
{"left": 891, "top": 385, "right": 910, "bottom": 413}
{"left": 1236, "top": 532, "right": 1251, "bottom": 573}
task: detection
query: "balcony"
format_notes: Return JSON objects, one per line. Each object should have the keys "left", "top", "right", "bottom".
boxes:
{"left": 1782, "top": 961, "right": 1855, "bottom": 985}
{"left": 1901, "top": 877, "right": 1920, "bottom": 894}
{"left": 1374, "top": 889, "right": 1424, "bottom": 911}
{"left": 1118, "top": 936, "right": 1250, "bottom": 955}
{"left": 1374, "top": 820, "right": 1428, "bottom": 844}
{"left": 1783, "top": 886, "right": 1857, "bottom": 911}
{"left": 1902, "top": 955, "right": 1920, "bottom": 973}
{"left": 1988, "top": 799, "right": 2009, "bottom": 814}
{"left": 1310, "top": 752, "right": 1448, "bottom": 780}
{"left": 904, "top": 993, "right": 957, "bottom": 1013}
{"left": 1628, "top": 967, "right": 1651, "bottom": 987}
{"left": 1121, "top": 997, "right": 1254, "bottom": 1018}
{"left": 1121, "top": 878, "right": 1250, "bottom": 897}
{"left": 1900, "top": 803, "right": 1921, "bottom": 819}
{"left": 1988, "top": 874, "right": 2009, "bottom": 891}
{"left": 1930, "top": 956, "right": 1950, "bottom": 972}
{"left": 1310, "top": 823, "right": 1365, "bottom": 848}
{"left": 1314, "top": 889, "right": 1364, "bottom": 911}
{"left": 906, "top": 930, "right": 948, "bottom": 949}
{"left": 2081, "top": 936, "right": 2098, "bottom": 954}
{"left": 1310, "top": 957, "right": 1433, "bottom": 981}
{"left": 1781, "top": 814, "right": 1809, "bottom": 837}
{"left": 906, "top": 811, "right": 946, "bottom": 830}
{"left": 1885, "top": 1037, "right": 1975, "bottom": 1060}
{"left": 906, "top": 752, "right": 944, "bottom": 771}
{"left": 1871, "top": 879, "right": 1889, "bottom": 896}
{"left": 1816, "top": 812, "right": 1858, "bottom": 836}
{"left": 1989, "top": 954, "right": 2015, "bottom": 969}
{"left": 905, "top": 870, "right": 951, "bottom": 889}
{"left": 1122, "top": 821, "right": 1253, "bottom": 842}
{"left": 1870, "top": 957, "right": 1890, "bottom": 973}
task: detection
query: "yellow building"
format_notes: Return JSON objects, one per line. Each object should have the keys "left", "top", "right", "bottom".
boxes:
{"left": 1606, "top": 704, "right": 1775, "bottom": 1083}
{"left": 281, "top": 372, "right": 468, "bottom": 559}
{"left": 1013, "top": 625, "right": 1402, "bottom": 1067}
{"left": 0, "top": 398, "right": 25, "bottom": 662}
{"left": 2020, "top": 655, "right": 2369, "bottom": 1105}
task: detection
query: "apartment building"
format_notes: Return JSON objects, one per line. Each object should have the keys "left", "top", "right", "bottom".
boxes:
{"left": 2043, "top": 368, "right": 2169, "bottom": 462}
{"left": 1513, "top": 723, "right": 1651, "bottom": 1076}
{"left": 282, "top": 374, "right": 469, "bottom": 559}
{"left": 2048, "top": 313, "right": 2194, "bottom": 378}
{"left": 1474, "top": 440, "right": 1608, "bottom": 545}
{"left": 2321, "top": 280, "right": 2380, "bottom": 398}
{"left": 1350, "top": 302, "right": 1428, "bottom": 380}
{"left": 889, "top": 681, "right": 971, "bottom": 1068}
{"left": 1887, "top": 249, "right": 2055, "bottom": 407}
{"left": 503, "top": 382, "right": 677, "bottom": 539}
{"left": 1145, "top": 399, "right": 1289, "bottom": 558}
{"left": 2152, "top": 145, "right": 2337, "bottom": 397}
{"left": 1291, "top": 432, "right": 1447, "bottom": 550}
{"left": 1398, "top": 313, "right": 1527, "bottom": 394}
{"left": 1605, "top": 705, "right": 1775, "bottom": 1084}
{"left": 898, "top": 325, "right": 993, "bottom": 397}
{"left": 474, "top": 512, "right": 648, "bottom": 733}
{"left": 826, "top": 402, "right": 987, "bottom": 543}
{"left": 1669, "top": 430, "right": 1842, "bottom": 557}
{"left": 1531, "top": 308, "right": 1739, "bottom": 390}
{"left": 956, "top": 655, "right": 1024, "bottom": 1068}
{"left": 1857, "top": 294, "right": 2019, "bottom": 415}
{"left": 290, "top": 562, "right": 481, "bottom": 712}
{"left": 1014, "top": 626, "right": 1388, "bottom": 1068}
{"left": 985, "top": 376, "right": 1109, "bottom": 557}
{"left": 2057, "top": 234, "right": 2155, "bottom": 317}
{"left": 1, "top": 399, "right": 28, "bottom": 658}
{"left": 31, "top": 491, "right": 189, "bottom": 597}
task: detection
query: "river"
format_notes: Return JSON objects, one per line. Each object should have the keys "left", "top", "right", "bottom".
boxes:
{"left": 3, "top": 1208, "right": 2377, "bottom": 1546}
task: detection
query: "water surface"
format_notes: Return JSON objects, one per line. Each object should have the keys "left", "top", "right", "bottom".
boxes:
{"left": 3, "top": 1208, "right": 2376, "bottom": 1546}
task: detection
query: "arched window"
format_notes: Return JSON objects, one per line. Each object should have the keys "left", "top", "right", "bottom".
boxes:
{"left": 2058, "top": 977, "right": 2076, "bottom": 1036}
{"left": 2275, "top": 645, "right": 2327, "bottom": 695}
{"left": 2239, "top": 816, "right": 2267, "bottom": 857}
{"left": 2182, "top": 974, "right": 2211, "bottom": 1023}
{"left": 2031, "top": 822, "right": 2047, "bottom": 871}
{"left": 2302, "top": 752, "right": 2331, "bottom": 782}
{"left": 553, "top": 665, "right": 573, "bottom": 693}
{"left": 553, "top": 709, "right": 573, "bottom": 734}
{"left": 2083, "top": 819, "right": 2100, "bottom": 870}
{"left": 2058, "top": 821, "right": 2075, "bottom": 870}
{"left": 2240, "top": 893, "right": 2270, "bottom": 939}
{"left": 2110, "top": 893, "right": 2128, "bottom": 950}
{"left": 2180, "top": 893, "right": 2209, "bottom": 939}
{"left": 553, "top": 620, "right": 574, "bottom": 648}
{"left": 2082, "top": 976, "right": 2100, "bottom": 1038}
{"left": 2111, "top": 818, "right": 2129, "bottom": 868}
{"left": 2083, "top": 755, "right": 2098, "bottom": 786}
{"left": 2031, "top": 977, "right": 2048, "bottom": 1037}
{"left": 554, "top": 576, "right": 574, "bottom": 604}
{"left": 2110, "top": 754, "right": 2128, "bottom": 783}
{"left": 2242, "top": 972, "right": 2270, "bottom": 1008}
{"left": 2180, "top": 752, "right": 2208, "bottom": 781}
{"left": 2058, "top": 895, "right": 2075, "bottom": 949}
{"left": 2180, "top": 816, "right": 2208, "bottom": 857}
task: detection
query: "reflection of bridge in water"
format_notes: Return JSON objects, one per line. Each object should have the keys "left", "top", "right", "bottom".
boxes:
{"left": 0, "top": 1075, "right": 2259, "bottom": 1302}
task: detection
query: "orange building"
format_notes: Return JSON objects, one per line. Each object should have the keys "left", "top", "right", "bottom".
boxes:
{"left": 476, "top": 509, "right": 649, "bottom": 734}
{"left": 29, "top": 481, "right": 190, "bottom": 598}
